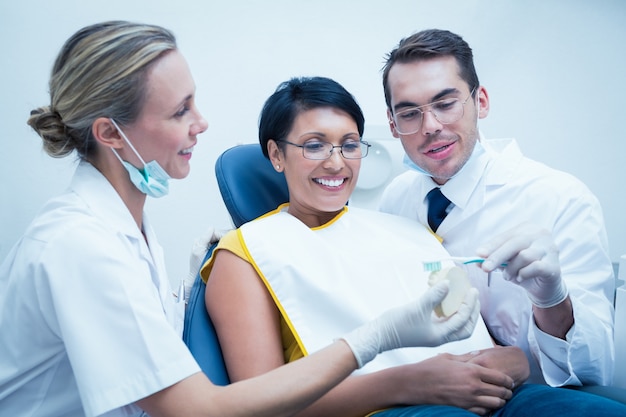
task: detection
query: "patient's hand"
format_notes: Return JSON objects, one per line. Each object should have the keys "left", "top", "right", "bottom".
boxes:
{"left": 398, "top": 349, "right": 519, "bottom": 415}
{"left": 466, "top": 346, "right": 530, "bottom": 389}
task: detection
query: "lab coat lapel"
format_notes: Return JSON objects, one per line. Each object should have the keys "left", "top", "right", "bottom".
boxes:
{"left": 71, "top": 161, "right": 179, "bottom": 332}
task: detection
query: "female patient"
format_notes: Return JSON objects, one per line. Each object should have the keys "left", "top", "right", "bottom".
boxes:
{"left": 204, "top": 76, "right": 626, "bottom": 417}
{"left": 0, "top": 23, "right": 479, "bottom": 417}
{"left": 203, "top": 76, "right": 527, "bottom": 416}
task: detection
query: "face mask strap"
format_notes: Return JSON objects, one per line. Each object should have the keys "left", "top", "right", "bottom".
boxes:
{"left": 110, "top": 146, "right": 125, "bottom": 165}
{"left": 109, "top": 118, "right": 148, "bottom": 167}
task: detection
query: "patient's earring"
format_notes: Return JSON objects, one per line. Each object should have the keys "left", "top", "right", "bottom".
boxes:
{"left": 275, "top": 165, "right": 280, "bottom": 170}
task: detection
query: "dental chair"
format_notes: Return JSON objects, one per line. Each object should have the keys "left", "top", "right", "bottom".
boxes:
{"left": 182, "top": 143, "right": 289, "bottom": 385}
{"left": 183, "top": 143, "right": 626, "bottom": 404}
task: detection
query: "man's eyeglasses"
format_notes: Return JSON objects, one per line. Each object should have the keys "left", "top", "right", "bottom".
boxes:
{"left": 391, "top": 88, "right": 476, "bottom": 135}
{"left": 276, "top": 139, "right": 371, "bottom": 160}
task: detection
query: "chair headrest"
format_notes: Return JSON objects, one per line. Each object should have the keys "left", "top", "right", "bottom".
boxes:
{"left": 215, "top": 144, "right": 290, "bottom": 228}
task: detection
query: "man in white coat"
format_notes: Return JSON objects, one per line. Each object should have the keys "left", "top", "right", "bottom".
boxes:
{"left": 379, "top": 28, "right": 615, "bottom": 394}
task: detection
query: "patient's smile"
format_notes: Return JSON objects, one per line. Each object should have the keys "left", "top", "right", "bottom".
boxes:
{"left": 314, "top": 177, "right": 346, "bottom": 187}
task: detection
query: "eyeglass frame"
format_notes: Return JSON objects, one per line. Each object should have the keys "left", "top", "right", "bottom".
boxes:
{"left": 275, "top": 139, "right": 371, "bottom": 160}
{"left": 390, "top": 87, "right": 477, "bottom": 135}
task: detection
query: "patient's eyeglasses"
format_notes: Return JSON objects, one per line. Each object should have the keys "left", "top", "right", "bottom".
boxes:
{"left": 391, "top": 88, "right": 476, "bottom": 135}
{"left": 276, "top": 139, "right": 371, "bottom": 160}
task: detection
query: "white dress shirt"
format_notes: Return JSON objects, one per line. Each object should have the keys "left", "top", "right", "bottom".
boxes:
{"left": 380, "top": 138, "right": 615, "bottom": 386}
{"left": 0, "top": 161, "right": 199, "bottom": 416}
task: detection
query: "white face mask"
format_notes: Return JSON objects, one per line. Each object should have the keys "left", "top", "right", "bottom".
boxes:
{"left": 109, "top": 119, "right": 171, "bottom": 198}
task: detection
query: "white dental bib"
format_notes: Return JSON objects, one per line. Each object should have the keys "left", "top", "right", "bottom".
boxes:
{"left": 239, "top": 205, "right": 493, "bottom": 375}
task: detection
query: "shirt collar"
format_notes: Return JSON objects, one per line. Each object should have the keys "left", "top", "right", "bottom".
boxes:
{"left": 70, "top": 160, "right": 146, "bottom": 241}
{"left": 438, "top": 133, "right": 490, "bottom": 210}
{"left": 440, "top": 137, "right": 524, "bottom": 208}
{"left": 479, "top": 138, "right": 524, "bottom": 185}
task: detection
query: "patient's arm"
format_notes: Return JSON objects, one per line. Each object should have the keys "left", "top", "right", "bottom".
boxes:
{"left": 205, "top": 250, "right": 286, "bottom": 380}
{"left": 205, "top": 250, "right": 519, "bottom": 417}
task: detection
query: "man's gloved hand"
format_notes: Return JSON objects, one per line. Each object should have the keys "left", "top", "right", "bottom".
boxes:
{"left": 476, "top": 222, "right": 568, "bottom": 309}
{"left": 341, "top": 281, "right": 480, "bottom": 368}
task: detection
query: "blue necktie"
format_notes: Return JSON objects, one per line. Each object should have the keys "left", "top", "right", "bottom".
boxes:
{"left": 426, "top": 188, "right": 451, "bottom": 232}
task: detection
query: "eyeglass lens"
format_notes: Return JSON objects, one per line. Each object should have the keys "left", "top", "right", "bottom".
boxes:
{"left": 393, "top": 89, "right": 475, "bottom": 135}
{"left": 303, "top": 142, "right": 368, "bottom": 160}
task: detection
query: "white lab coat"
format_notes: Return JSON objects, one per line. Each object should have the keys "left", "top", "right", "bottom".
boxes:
{"left": 0, "top": 161, "right": 199, "bottom": 417}
{"left": 380, "top": 138, "right": 615, "bottom": 386}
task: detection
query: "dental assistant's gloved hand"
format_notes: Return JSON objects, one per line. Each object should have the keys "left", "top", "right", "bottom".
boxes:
{"left": 476, "top": 222, "right": 568, "bottom": 309}
{"left": 341, "top": 281, "right": 480, "bottom": 368}
{"left": 183, "top": 227, "right": 225, "bottom": 300}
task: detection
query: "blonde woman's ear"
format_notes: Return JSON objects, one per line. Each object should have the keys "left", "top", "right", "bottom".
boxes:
{"left": 92, "top": 117, "right": 123, "bottom": 148}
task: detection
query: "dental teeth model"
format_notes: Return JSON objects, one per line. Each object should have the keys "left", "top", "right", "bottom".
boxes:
{"left": 428, "top": 266, "right": 471, "bottom": 318}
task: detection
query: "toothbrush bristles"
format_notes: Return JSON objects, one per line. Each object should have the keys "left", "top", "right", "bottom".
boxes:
{"left": 422, "top": 261, "right": 443, "bottom": 272}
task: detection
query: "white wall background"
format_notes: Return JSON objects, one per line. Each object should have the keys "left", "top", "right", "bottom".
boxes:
{"left": 1, "top": 0, "right": 625, "bottom": 287}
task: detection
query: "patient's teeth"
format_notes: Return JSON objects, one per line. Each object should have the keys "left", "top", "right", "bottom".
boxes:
{"left": 318, "top": 178, "right": 343, "bottom": 187}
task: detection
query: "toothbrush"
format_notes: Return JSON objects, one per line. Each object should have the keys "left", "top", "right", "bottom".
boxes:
{"left": 422, "top": 257, "right": 507, "bottom": 272}
{"left": 423, "top": 257, "right": 508, "bottom": 287}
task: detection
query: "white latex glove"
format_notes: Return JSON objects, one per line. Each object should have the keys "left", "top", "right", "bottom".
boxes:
{"left": 342, "top": 281, "right": 480, "bottom": 368}
{"left": 476, "top": 222, "right": 568, "bottom": 309}
{"left": 182, "top": 227, "right": 226, "bottom": 301}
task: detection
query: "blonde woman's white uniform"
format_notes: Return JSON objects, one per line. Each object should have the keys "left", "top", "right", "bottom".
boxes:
{"left": 0, "top": 161, "right": 199, "bottom": 416}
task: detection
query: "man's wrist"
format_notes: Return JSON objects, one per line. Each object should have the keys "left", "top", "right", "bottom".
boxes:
{"left": 528, "top": 279, "right": 568, "bottom": 308}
